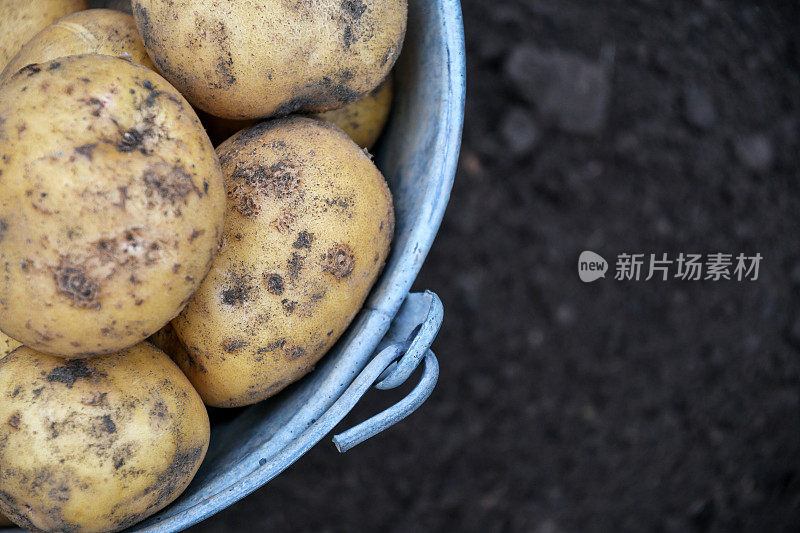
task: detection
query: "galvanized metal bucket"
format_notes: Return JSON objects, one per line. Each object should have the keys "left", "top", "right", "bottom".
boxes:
{"left": 1, "top": 0, "right": 465, "bottom": 530}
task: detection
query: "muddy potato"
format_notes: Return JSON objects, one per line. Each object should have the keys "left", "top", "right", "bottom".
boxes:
{"left": 315, "top": 73, "right": 393, "bottom": 150}
{"left": 0, "top": 344, "right": 209, "bottom": 533}
{"left": 1, "top": 9, "right": 154, "bottom": 84}
{"left": 131, "top": 0, "right": 407, "bottom": 119}
{"left": 172, "top": 117, "right": 394, "bottom": 407}
{"left": 0, "top": 0, "right": 88, "bottom": 70}
{"left": 0, "top": 54, "right": 226, "bottom": 357}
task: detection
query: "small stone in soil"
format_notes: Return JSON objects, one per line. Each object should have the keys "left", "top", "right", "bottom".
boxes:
{"left": 501, "top": 106, "right": 540, "bottom": 155}
{"left": 504, "top": 44, "right": 610, "bottom": 135}
{"left": 733, "top": 133, "right": 773, "bottom": 172}
{"left": 683, "top": 82, "right": 717, "bottom": 130}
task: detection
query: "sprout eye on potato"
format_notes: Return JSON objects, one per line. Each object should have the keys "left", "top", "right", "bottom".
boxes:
{"left": 171, "top": 116, "right": 394, "bottom": 407}
{"left": 0, "top": 8, "right": 155, "bottom": 84}
{"left": 131, "top": 0, "right": 407, "bottom": 119}
{"left": 0, "top": 54, "right": 226, "bottom": 357}
{"left": 0, "top": 343, "right": 210, "bottom": 533}
{"left": 0, "top": 0, "right": 89, "bottom": 70}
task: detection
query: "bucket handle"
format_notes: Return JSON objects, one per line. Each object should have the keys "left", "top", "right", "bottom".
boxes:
{"left": 330, "top": 291, "right": 443, "bottom": 452}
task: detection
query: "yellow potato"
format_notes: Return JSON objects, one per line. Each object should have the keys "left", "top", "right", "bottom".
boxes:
{"left": 315, "top": 73, "right": 393, "bottom": 150}
{"left": 0, "top": 54, "right": 226, "bottom": 357}
{"left": 0, "top": 0, "right": 88, "bottom": 70}
{"left": 1, "top": 8, "right": 154, "bottom": 84}
{"left": 172, "top": 117, "right": 394, "bottom": 407}
{"left": 0, "top": 343, "right": 209, "bottom": 533}
{"left": 131, "top": 0, "right": 407, "bottom": 119}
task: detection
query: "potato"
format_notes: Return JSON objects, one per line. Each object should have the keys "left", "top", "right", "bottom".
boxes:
{"left": 172, "top": 117, "right": 394, "bottom": 407}
{"left": 315, "top": 73, "right": 393, "bottom": 150}
{"left": 0, "top": 343, "right": 209, "bottom": 533}
{"left": 0, "top": 0, "right": 88, "bottom": 70}
{"left": 0, "top": 9, "right": 154, "bottom": 84}
{"left": 0, "top": 54, "right": 226, "bottom": 358}
{"left": 131, "top": 0, "right": 407, "bottom": 119}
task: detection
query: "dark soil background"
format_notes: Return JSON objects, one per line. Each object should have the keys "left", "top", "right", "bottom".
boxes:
{"left": 192, "top": 1, "right": 800, "bottom": 532}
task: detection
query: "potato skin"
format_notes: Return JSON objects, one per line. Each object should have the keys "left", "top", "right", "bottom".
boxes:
{"left": 0, "top": 54, "right": 226, "bottom": 357}
{"left": 315, "top": 73, "right": 393, "bottom": 150}
{"left": 172, "top": 117, "right": 394, "bottom": 407}
{"left": 0, "top": 9, "right": 154, "bottom": 83}
{"left": 0, "top": 0, "right": 88, "bottom": 70}
{"left": 0, "top": 344, "right": 210, "bottom": 533}
{"left": 131, "top": 0, "right": 407, "bottom": 119}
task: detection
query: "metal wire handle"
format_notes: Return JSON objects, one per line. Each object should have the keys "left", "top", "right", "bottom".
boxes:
{"left": 331, "top": 291, "right": 444, "bottom": 451}
{"left": 332, "top": 349, "right": 439, "bottom": 452}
